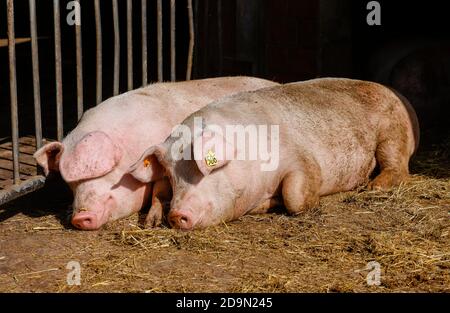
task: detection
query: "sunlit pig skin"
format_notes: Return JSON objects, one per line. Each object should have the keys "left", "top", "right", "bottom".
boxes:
{"left": 33, "top": 77, "right": 279, "bottom": 230}
{"left": 129, "top": 78, "right": 419, "bottom": 230}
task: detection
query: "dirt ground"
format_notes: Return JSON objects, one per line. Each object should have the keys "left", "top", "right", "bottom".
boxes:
{"left": 0, "top": 141, "right": 449, "bottom": 293}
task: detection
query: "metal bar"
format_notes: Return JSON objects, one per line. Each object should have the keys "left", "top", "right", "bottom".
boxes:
{"left": 94, "top": 0, "right": 102, "bottom": 104}
{"left": 0, "top": 176, "right": 46, "bottom": 206}
{"left": 170, "top": 0, "right": 176, "bottom": 81}
{"left": 193, "top": 0, "right": 199, "bottom": 78}
{"left": 157, "top": 0, "right": 163, "bottom": 82}
{"left": 217, "top": 0, "right": 223, "bottom": 75}
{"left": 186, "top": 0, "right": 194, "bottom": 80}
{"left": 112, "top": 0, "right": 120, "bottom": 96}
{"left": 201, "top": 0, "right": 209, "bottom": 77}
{"left": 141, "top": 0, "right": 148, "bottom": 86}
{"left": 75, "top": 0, "right": 83, "bottom": 120}
{"left": 29, "top": 0, "right": 43, "bottom": 151}
{"left": 7, "top": 0, "right": 20, "bottom": 185}
{"left": 53, "top": 0, "right": 63, "bottom": 141}
{"left": 127, "top": 0, "right": 133, "bottom": 90}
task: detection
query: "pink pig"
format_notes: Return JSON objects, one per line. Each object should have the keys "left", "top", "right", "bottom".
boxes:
{"left": 129, "top": 78, "right": 420, "bottom": 230}
{"left": 34, "top": 77, "right": 278, "bottom": 230}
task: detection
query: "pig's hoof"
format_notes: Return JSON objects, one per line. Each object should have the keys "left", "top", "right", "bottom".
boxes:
{"left": 368, "top": 171, "right": 408, "bottom": 191}
{"left": 144, "top": 211, "right": 163, "bottom": 228}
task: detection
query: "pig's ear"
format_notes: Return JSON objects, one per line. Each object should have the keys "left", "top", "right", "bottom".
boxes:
{"left": 128, "top": 145, "right": 167, "bottom": 183}
{"left": 59, "top": 131, "right": 122, "bottom": 182}
{"left": 193, "top": 131, "right": 235, "bottom": 176}
{"left": 33, "top": 142, "right": 64, "bottom": 176}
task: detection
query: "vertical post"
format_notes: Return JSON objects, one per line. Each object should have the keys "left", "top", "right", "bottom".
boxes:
{"left": 186, "top": 0, "right": 194, "bottom": 80}
{"left": 127, "top": 0, "right": 133, "bottom": 90}
{"left": 7, "top": 0, "right": 20, "bottom": 184}
{"left": 141, "top": 0, "right": 148, "bottom": 86}
{"left": 201, "top": 0, "right": 208, "bottom": 78}
{"left": 29, "top": 0, "right": 43, "bottom": 151}
{"left": 75, "top": 0, "right": 83, "bottom": 120}
{"left": 193, "top": 0, "right": 199, "bottom": 78}
{"left": 217, "top": 0, "right": 223, "bottom": 75}
{"left": 170, "top": 0, "right": 176, "bottom": 81}
{"left": 112, "top": 0, "right": 120, "bottom": 96}
{"left": 53, "top": 0, "right": 64, "bottom": 141}
{"left": 94, "top": 0, "right": 103, "bottom": 104}
{"left": 157, "top": 0, "right": 163, "bottom": 82}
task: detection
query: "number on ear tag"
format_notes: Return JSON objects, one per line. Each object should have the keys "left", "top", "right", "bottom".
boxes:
{"left": 205, "top": 150, "right": 218, "bottom": 167}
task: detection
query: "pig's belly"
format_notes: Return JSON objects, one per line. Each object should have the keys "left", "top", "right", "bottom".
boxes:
{"left": 316, "top": 145, "right": 377, "bottom": 195}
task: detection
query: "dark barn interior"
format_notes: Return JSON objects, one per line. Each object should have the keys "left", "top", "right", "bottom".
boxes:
{"left": 194, "top": 0, "right": 450, "bottom": 139}
{"left": 0, "top": 0, "right": 449, "bottom": 293}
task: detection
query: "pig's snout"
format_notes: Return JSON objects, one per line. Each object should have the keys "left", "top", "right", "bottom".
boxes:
{"left": 72, "top": 211, "right": 100, "bottom": 230}
{"left": 71, "top": 194, "right": 117, "bottom": 230}
{"left": 168, "top": 210, "right": 193, "bottom": 230}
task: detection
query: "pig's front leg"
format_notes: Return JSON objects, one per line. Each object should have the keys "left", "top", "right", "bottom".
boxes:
{"left": 145, "top": 177, "right": 172, "bottom": 227}
{"left": 250, "top": 197, "right": 283, "bottom": 214}
{"left": 281, "top": 170, "right": 321, "bottom": 214}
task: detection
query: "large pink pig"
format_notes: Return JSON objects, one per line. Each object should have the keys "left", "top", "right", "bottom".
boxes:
{"left": 128, "top": 78, "right": 419, "bottom": 230}
{"left": 34, "top": 77, "right": 278, "bottom": 230}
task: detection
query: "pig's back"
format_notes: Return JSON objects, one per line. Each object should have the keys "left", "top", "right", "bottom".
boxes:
{"left": 198, "top": 78, "right": 391, "bottom": 127}
{"left": 78, "top": 76, "right": 277, "bottom": 132}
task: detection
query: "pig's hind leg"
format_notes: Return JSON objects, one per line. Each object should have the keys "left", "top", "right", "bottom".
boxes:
{"left": 145, "top": 178, "right": 172, "bottom": 227}
{"left": 368, "top": 127, "right": 411, "bottom": 190}
{"left": 281, "top": 171, "right": 321, "bottom": 214}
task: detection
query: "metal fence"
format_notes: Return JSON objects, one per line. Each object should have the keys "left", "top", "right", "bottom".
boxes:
{"left": 0, "top": 0, "right": 195, "bottom": 205}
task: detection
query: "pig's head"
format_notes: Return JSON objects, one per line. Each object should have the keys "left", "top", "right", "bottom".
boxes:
{"left": 128, "top": 129, "right": 241, "bottom": 231}
{"left": 34, "top": 131, "right": 152, "bottom": 230}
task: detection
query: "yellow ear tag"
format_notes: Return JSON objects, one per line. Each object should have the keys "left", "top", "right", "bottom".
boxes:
{"left": 205, "top": 150, "right": 218, "bottom": 167}
{"left": 143, "top": 158, "right": 151, "bottom": 168}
